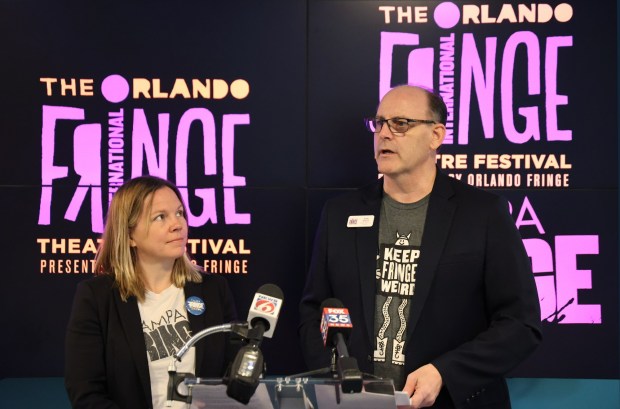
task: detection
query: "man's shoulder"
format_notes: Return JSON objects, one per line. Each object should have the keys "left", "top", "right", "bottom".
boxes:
{"left": 324, "top": 179, "right": 383, "bottom": 208}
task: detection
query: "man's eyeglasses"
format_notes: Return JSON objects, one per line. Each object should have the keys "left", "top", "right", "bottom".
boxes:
{"left": 364, "top": 117, "right": 436, "bottom": 135}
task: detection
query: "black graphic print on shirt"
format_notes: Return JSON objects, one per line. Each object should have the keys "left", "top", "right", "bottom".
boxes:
{"left": 142, "top": 309, "right": 192, "bottom": 362}
{"left": 374, "top": 232, "right": 421, "bottom": 366}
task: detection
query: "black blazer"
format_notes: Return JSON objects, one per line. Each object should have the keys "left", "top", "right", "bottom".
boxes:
{"left": 299, "top": 170, "right": 542, "bottom": 409}
{"left": 65, "top": 273, "right": 237, "bottom": 409}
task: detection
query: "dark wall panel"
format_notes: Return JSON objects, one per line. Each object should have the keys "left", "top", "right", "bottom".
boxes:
{"left": 0, "top": 0, "right": 617, "bottom": 380}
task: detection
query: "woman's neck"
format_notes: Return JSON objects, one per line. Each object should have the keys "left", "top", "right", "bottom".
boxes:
{"left": 139, "top": 261, "right": 174, "bottom": 293}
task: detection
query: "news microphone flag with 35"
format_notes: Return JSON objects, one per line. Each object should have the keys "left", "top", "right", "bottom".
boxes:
{"left": 320, "top": 306, "right": 353, "bottom": 347}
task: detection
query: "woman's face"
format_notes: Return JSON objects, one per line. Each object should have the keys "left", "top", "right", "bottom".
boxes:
{"left": 129, "top": 187, "right": 188, "bottom": 270}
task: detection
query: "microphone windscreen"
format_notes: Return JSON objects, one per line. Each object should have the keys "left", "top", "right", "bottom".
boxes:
{"left": 257, "top": 283, "right": 284, "bottom": 299}
{"left": 320, "top": 297, "right": 344, "bottom": 310}
{"left": 247, "top": 284, "right": 283, "bottom": 338}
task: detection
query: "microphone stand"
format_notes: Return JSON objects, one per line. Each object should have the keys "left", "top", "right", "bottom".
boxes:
{"left": 329, "top": 346, "right": 342, "bottom": 404}
{"left": 330, "top": 333, "right": 363, "bottom": 400}
{"left": 224, "top": 322, "right": 269, "bottom": 404}
{"left": 166, "top": 322, "right": 249, "bottom": 407}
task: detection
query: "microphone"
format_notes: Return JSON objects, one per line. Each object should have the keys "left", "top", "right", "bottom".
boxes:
{"left": 320, "top": 298, "right": 363, "bottom": 393}
{"left": 247, "top": 283, "right": 284, "bottom": 340}
{"left": 226, "top": 284, "right": 284, "bottom": 404}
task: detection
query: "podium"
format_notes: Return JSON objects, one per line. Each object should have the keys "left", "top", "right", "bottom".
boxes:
{"left": 168, "top": 323, "right": 412, "bottom": 408}
{"left": 181, "top": 377, "right": 412, "bottom": 409}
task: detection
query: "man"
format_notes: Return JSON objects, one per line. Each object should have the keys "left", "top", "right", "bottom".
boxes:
{"left": 299, "top": 85, "right": 542, "bottom": 408}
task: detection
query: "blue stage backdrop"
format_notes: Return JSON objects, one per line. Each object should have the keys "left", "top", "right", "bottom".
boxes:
{"left": 0, "top": 0, "right": 617, "bottom": 380}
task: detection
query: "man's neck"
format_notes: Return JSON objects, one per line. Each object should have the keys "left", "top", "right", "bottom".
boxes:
{"left": 383, "top": 166, "right": 437, "bottom": 204}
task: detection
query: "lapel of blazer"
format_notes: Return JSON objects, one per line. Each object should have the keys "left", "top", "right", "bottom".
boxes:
{"left": 184, "top": 281, "right": 207, "bottom": 371}
{"left": 357, "top": 180, "right": 384, "bottom": 344}
{"left": 406, "top": 170, "right": 456, "bottom": 342}
{"left": 113, "top": 289, "right": 152, "bottom": 402}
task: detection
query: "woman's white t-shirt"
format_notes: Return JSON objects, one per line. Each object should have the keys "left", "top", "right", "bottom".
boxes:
{"left": 138, "top": 284, "right": 196, "bottom": 409}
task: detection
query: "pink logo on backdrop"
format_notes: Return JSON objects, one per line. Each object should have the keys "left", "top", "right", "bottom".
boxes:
{"left": 512, "top": 196, "right": 601, "bottom": 324}
{"left": 434, "top": 2, "right": 460, "bottom": 29}
{"left": 524, "top": 236, "right": 600, "bottom": 324}
{"left": 39, "top": 74, "right": 251, "bottom": 233}
{"left": 379, "top": 30, "right": 572, "bottom": 145}
{"left": 39, "top": 106, "right": 104, "bottom": 232}
{"left": 101, "top": 75, "right": 130, "bottom": 103}
{"left": 376, "top": 14, "right": 601, "bottom": 325}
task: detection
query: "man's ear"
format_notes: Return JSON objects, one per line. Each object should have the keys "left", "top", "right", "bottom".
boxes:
{"left": 430, "top": 123, "right": 446, "bottom": 150}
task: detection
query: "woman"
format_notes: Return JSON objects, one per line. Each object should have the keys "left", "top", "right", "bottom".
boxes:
{"left": 65, "top": 176, "right": 237, "bottom": 409}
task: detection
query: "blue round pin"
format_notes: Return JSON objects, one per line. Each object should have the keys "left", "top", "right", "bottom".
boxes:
{"left": 185, "top": 296, "right": 206, "bottom": 316}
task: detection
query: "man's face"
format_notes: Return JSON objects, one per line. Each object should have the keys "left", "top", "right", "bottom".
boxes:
{"left": 373, "top": 87, "right": 443, "bottom": 180}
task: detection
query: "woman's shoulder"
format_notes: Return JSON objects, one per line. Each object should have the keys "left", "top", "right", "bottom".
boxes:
{"left": 76, "top": 274, "right": 117, "bottom": 294}
{"left": 194, "top": 271, "right": 228, "bottom": 289}
{"left": 184, "top": 273, "right": 233, "bottom": 306}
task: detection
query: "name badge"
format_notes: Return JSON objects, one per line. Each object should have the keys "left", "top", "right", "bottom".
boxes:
{"left": 347, "top": 215, "right": 374, "bottom": 228}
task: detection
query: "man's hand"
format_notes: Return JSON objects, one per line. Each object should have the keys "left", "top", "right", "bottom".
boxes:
{"left": 402, "top": 364, "right": 443, "bottom": 408}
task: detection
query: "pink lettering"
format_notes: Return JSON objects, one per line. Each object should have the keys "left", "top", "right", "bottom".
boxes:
{"left": 224, "top": 188, "right": 250, "bottom": 224}
{"left": 126, "top": 107, "right": 250, "bottom": 226}
{"left": 545, "top": 36, "right": 573, "bottom": 141}
{"left": 514, "top": 196, "right": 545, "bottom": 234}
{"left": 64, "top": 124, "right": 103, "bottom": 232}
{"left": 408, "top": 48, "right": 434, "bottom": 91}
{"left": 523, "top": 235, "right": 601, "bottom": 324}
{"left": 555, "top": 235, "right": 601, "bottom": 324}
{"left": 379, "top": 32, "right": 422, "bottom": 100}
{"left": 39, "top": 106, "right": 103, "bottom": 232}
{"left": 175, "top": 108, "right": 217, "bottom": 184}
{"left": 222, "top": 114, "right": 249, "bottom": 187}
{"left": 523, "top": 238, "right": 556, "bottom": 321}
{"left": 458, "top": 33, "right": 497, "bottom": 144}
{"left": 501, "top": 31, "right": 541, "bottom": 143}
{"left": 131, "top": 109, "right": 169, "bottom": 178}
{"left": 222, "top": 114, "right": 251, "bottom": 224}
{"left": 175, "top": 108, "right": 218, "bottom": 226}
{"left": 179, "top": 188, "right": 218, "bottom": 225}
{"left": 39, "top": 106, "right": 84, "bottom": 225}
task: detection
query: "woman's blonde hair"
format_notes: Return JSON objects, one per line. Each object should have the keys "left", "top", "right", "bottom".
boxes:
{"left": 94, "top": 176, "right": 202, "bottom": 302}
